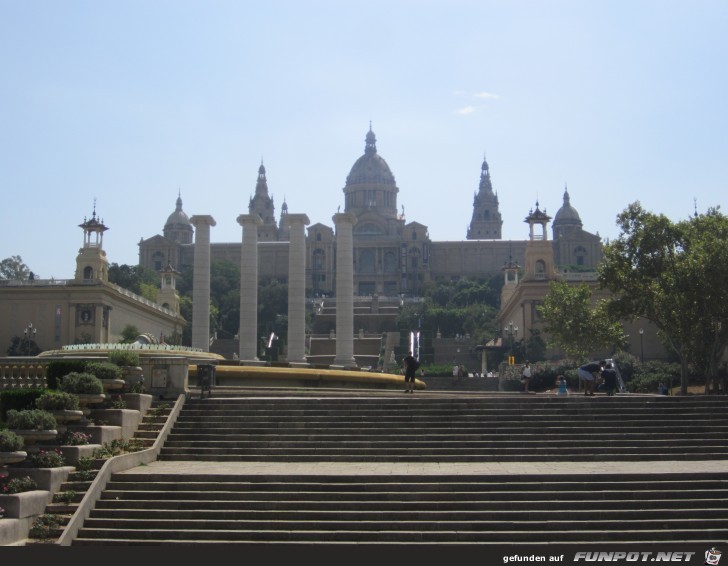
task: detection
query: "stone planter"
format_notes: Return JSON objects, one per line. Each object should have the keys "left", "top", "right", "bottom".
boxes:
{"left": 50, "top": 409, "right": 84, "bottom": 434}
{"left": 101, "top": 379, "right": 126, "bottom": 392}
{"left": 75, "top": 393, "right": 106, "bottom": 416}
{"left": 120, "top": 365, "right": 144, "bottom": 387}
{"left": 0, "top": 451, "right": 27, "bottom": 466}
{"left": 9, "top": 430, "right": 57, "bottom": 447}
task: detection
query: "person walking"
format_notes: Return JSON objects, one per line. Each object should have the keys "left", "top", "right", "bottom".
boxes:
{"left": 601, "top": 362, "right": 618, "bottom": 396}
{"left": 402, "top": 351, "right": 418, "bottom": 393}
{"left": 578, "top": 360, "right": 604, "bottom": 396}
{"left": 521, "top": 361, "right": 532, "bottom": 393}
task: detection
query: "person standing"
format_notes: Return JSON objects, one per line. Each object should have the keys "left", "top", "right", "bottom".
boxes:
{"left": 601, "top": 362, "right": 618, "bottom": 396}
{"left": 521, "top": 361, "right": 532, "bottom": 393}
{"left": 578, "top": 360, "right": 604, "bottom": 396}
{"left": 402, "top": 351, "right": 418, "bottom": 393}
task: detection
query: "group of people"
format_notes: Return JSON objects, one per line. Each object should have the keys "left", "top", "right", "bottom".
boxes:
{"left": 577, "top": 360, "right": 618, "bottom": 396}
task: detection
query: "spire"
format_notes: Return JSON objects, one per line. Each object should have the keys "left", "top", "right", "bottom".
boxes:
{"left": 255, "top": 160, "right": 269, "bottom": 197}
{"left": 563, "top": 184, "right": 571, "bottom": 206}
{"left": 364, "top": 124, "right": 377, "bottom": 156}
{"left": 478, "top": 154, "right": 494, "bottom": 195}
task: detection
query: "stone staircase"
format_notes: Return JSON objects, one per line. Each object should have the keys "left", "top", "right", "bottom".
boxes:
{"left": 72, "top": 472, "right": 728, "bottom": 546}
{"left": 68, "top": 393, "right": 728, "bottom": 546}
{"left": 156, "top": 395, "right": 728, "bottom": 462}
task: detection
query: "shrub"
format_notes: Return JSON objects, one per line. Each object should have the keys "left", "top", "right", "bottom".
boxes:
{"left": 35, "top": 391, "right": 80, "bottom": 411}
{"left": 85, "top": 361, "right": 122, "bottom": 381}
{"left": 59, "top": 372, "right": 104, "bottom": 395}
{"left": 0, "top": 428, "right": 24, "bottom": 452}
{"left": 45, "top": 360, "right": 89, "bottom": 390}
{"left": 108, "top": 350, "right": 141, "bottom": 367}
{"left": 28, "top": 448, "right": 66, "bottom": 468}
{"left": 54, "top": 490, "right": 76, "bottom": 504}
{"left": 108, "top": 395, "right": 127, "bottom": 409}
{"left": 92, "top": 438, "right": 145, "bottom": 459}
{"left": 2, "top": 475, "right": 37, "bottom": 494}
{"left": 29, "top": 514, "right": 62, "bottom": 539}
{"left": 0, "top": 388, "right": 45, "bottom": 420}
{"left": 58, "top": 430, "right": 91, "bottom": 446}
{"left": 6, "top": 409, "right": 57, "bottom": 431}
{"left": 75, "top": 456, "right": 96, "bottom": 472}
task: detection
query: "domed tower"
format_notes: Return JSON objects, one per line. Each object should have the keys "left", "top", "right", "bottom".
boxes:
{"left": 278, "top": 198, "right": 290, "bottom": 241}
{"left": 248, "top": 161, "right": 279, "bottom": 241}
{"left": 343, "top": 125, "right": 399, "bottom": 220}
{"left": 551, "top": 185, "right": 603, "bottom": 268}
{"left": 551, "top": 185, "right": 582, "bottom": 238}
{"left": 163, "top": 192, "right": 194, "bottom": 244}
{"left": 467, "top": 155, "right": 503, "bottom": 240}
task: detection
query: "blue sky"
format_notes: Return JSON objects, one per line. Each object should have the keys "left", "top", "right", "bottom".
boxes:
{"left": 2, "top": 0, "right": 726, "bottom": 280}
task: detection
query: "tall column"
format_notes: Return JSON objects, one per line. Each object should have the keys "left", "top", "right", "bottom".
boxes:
{"left": 237, "top": 214, "right": 262, "bottom": 361}
{"left": 189, "top": 215, "right": 216, "bottom": 351}
{"left": 332, "top": 212, "right": 357, "bottom": 367}
{"left": 285, "top": 213, "right": 310, "bottom": 363}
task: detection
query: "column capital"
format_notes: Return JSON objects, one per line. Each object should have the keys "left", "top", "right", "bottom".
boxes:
{"left": 189, "top": 215, "right": 216, "bottom": 228}
{"left": 237, "top": 214, "right": 263, "bottom": 227}
{"left": 332, "top": 212, "right": 357, "bottom": 226}
{"left": 283, "top": 213, "right": 310, "bottom": 227}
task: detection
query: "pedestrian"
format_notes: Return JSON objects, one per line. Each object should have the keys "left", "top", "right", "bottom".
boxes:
{"left": 578, "top": 360, "right": 604, "bottom": 396}
{"left": 402, "top": 351, "right": 418, "bottom": 393}
{"left": 601, "top": 362, "right": 617, "bottom": 396}
{"left": 557, "top": 375, "right": 568, "bottom": 396}
{"left": 521, "top": 360, "right": 532, "bottom": 393}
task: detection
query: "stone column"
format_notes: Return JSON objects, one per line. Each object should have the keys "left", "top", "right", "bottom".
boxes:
{"left": 189, "top": 215, "right": 216, "bottom": 351}
{"left": 285, "top": 214, "right": 310, "bottom": 363}
{"left": 237, "top": 214, "right": 262, "bottom": 361}
{"left": 332, "top": 212, "right": 357, "bottom": 367}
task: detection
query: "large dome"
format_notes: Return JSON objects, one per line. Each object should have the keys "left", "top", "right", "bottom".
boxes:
{"left": 345, "top": 128, "right": 396, "bottom": 187}
{"left": 165, "top": 194, "right": 192, "bottom": 231}
{"left": 552, "top": 188, "right": 582, "bottom": 228}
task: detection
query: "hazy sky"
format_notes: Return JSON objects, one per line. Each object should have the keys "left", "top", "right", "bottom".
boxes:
{"left": 2, "top": 0, "right": 726, "bottom": 280}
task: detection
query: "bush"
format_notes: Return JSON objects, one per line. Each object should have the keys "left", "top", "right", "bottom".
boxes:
{"left": 0, "top": 428, "right": 24, "bottom": 452}
{"left": 58, "top": 430, "right": 91, "bottom": 446}
{"left": 29, "top": 514, "right": 62, "bottom": 539}
{"left": 6, "top": 409, "right": 57, "bottom": 431}
{"left": 35, "top": 391, "right": 80, "bottom": 411}
{"left": 28, "top": 448, "right": 66, "bottom": 468}
{"left": 1, "top": 475, "right": 37, "bottom": 494}
{"left": 108, "top": 350, "right": 141, "bottom": 367}
{"left": 59, "top": 372, "right": 104, "bottom": 395}
{"left": 45, "top": 360, "right": 89, "bottom": 390}
{"left": 54, "top": 490, "right": 76, "bottom": 504}
{"left": 75, "top": 456, "right": 96, "bottom": 472}
{"left": 0, "top": 388, "right": 46, "bottom": 420}
{"left": 85, "top": 361, "right": 122, "bottom": 381}
{"left": 627, "top": 361, "right": 682, "bottom": 393}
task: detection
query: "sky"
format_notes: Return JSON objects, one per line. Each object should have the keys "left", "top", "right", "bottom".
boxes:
{"left": 1, "top": 0, "right": 727, "bottom": 280}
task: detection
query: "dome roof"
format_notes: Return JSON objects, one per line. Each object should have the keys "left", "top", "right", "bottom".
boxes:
{"left": 165, "top": 194, "right": 192, "bottom": 230}
{"left": 553, "top": 187, "right": 582, "bottom": 227}
{"left": 345, "top": 128, "right": 396, "bottom": 187}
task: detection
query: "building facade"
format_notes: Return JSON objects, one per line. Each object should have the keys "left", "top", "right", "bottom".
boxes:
{"left": 138, "top": 127, "right": 604, "bottom": 298}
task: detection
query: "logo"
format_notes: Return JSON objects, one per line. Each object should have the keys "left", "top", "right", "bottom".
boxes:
{"left": 706, "top": 548, "right": 721, "bottom": 566}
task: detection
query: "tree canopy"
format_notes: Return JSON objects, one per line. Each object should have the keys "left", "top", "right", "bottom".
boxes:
{"left": 537, "top": 280, "right": 626, "bottom": 362}
{"left": 0, "top": 255, "right": 32, "bottom": 280}
{"left": 598, "top": 202, "right": 728, "bottom": 394}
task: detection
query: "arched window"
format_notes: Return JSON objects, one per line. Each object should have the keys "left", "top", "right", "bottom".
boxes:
{"left": 83, "top": 266, "right": 93, "bottom": 280}
{"left": 383, "top": 251, "right": 397, "bottom": 273}
{"left": 359, "top": 249, "right": 376, "bottom": 273}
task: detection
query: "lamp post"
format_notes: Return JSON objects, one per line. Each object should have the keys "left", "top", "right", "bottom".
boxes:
{"left": 23, "top": 323, "right": 37, "bottom": 356}
{"left": 504, "top": 321, "right": 518, "bottom": 364}
{"left": 639, "top": 328, "right": 644, "bottom": 364}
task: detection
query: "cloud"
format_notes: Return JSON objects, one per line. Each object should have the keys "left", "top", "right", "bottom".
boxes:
{"left": 474, "top": 91, "right": 499, "bottom": 100}
{"left": 456, "top": 106, "right": 476, "bottom": 115}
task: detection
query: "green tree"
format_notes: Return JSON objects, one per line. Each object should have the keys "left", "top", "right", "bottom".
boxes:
{"left": 0, "top": 255, "right": 32, "bottom": 280}
{"left": 108, "top": 263, "right": 159, "bottom": 297}
{"left": 120, "top": 325, "right": 140, "bottom": 344}
{"left": 537, "top": 280, "right": 626, "bottom": 362}
{"left": 598, "top": 202, "right": 728, "bottom": 395}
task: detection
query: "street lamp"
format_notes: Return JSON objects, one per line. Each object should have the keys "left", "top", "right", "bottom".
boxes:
{"left": 639, "top": 328, "right": 644, "bottom": 364}
{"left": 23, "top": 323, "right": 37, "bottom": 356}
{"left": 504, "top": 321, "right": 518, "bottom": 363}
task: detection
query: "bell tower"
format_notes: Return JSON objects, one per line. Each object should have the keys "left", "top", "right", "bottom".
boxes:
{"left": 74, "top": 201, "right": 109, "bottom": 283}
{"left": 522, "top": 202, "right": 557, "bottom": 281}
{"left": 157, "top": 262, "right": 181, "bottom": 315}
